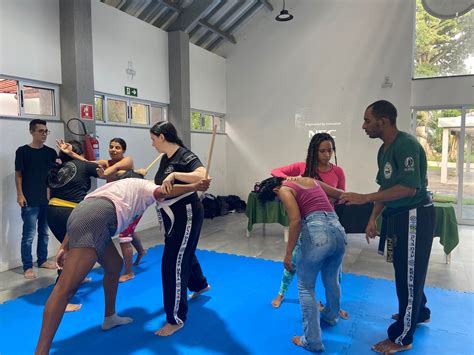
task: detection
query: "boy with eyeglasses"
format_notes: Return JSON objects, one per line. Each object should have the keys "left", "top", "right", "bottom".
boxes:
{"left": 15, "top": 119, "right": 58, "bottom": 279}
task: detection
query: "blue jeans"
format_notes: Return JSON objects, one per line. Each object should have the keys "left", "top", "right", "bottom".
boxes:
{"left": 21, "top": 205, "right": 49, "bottom": 270}
{"left": 296, "top": 211, "right": 346, "bottom": 352}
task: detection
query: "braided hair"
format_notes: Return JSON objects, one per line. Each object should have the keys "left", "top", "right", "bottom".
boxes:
{"left": 302, "top": 133, "right": 338, "bottom": 181}
{"left": 257, "top": 177, "right": 285, "bottom": 203}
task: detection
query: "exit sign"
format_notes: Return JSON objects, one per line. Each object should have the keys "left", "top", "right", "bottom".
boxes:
{"left": 125, "top": 86, "right": 138, "bottom": 97}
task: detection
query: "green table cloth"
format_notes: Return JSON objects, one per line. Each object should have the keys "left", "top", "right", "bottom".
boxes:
{"left": 246, "top": 190, "right": 459, "bottom": 255}
{"left": 245, "top": 192, "right": 289, "bottom": 232}
{"left": 433, "top": 203, "right": 459, "bottom": 255}
{"left": 376, "top": 203, "right": 459, "bottom": 255}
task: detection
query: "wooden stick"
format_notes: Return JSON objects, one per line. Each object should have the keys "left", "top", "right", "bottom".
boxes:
{"left": 145, "top": 153, "right": 164, "bottom": 173}
{"left": 205, "top": 124, "right": 217, "bottom": 179}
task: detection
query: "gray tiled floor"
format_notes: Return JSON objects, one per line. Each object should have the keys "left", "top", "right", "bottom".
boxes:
{"left": 0, "top": 213, "right": 472, "bottom": 304}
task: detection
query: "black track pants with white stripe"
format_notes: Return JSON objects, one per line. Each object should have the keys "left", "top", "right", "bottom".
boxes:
{"left": 161, "top": 199, "right": 208, "bottom": 325}
{"left": 387, "top": 204, "right": 435, "bottom": 346}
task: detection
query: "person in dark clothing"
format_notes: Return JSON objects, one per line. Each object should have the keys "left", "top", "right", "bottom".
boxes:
{"left": 15, "top": 119, "right": 58, "bottom": 279}
{"left": 47, "top": 140, "right": 100, "bottom": 311}
{"left": 150, "top": 121, "right": 210, "bottom": 337}
{"left": 341, "top": 100, "right": 435, "bottom": 354}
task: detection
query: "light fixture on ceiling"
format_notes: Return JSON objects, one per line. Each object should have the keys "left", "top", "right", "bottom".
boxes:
{"left": 275, "top": 0, "right": 293, "bottom": 22}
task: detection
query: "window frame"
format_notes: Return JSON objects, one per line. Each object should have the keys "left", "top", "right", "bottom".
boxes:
{"left": 0, "top": 75, "right": 60, "bottom": 121}
{"left": 190, "top": 109, "right": 226, "bottom": 134}
{"left": 95, "top": 91, "right": 167, "bottom": 128}
{"left": 412, "top": 1, "right": 474, "bottom": 79}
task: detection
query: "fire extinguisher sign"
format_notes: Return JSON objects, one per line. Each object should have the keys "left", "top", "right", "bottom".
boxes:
{"left": 80, "top": 104, "right": 94, "bottom": 120}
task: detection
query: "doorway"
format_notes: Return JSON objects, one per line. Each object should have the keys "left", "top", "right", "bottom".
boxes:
{"left": 412, "top": 107, "right": 474, "bottom": 225}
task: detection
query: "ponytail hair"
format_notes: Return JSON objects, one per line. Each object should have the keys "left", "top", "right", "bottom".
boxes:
{"left": 150, "top": 121, "right": 186, "bottom": 148}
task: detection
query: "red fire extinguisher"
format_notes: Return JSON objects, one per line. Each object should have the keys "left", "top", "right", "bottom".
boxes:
{"left": 67, "top": 118, "right": 100, "bottom": 161}
{"left": 84, "top": 134, "right": 100, "bottom": 160}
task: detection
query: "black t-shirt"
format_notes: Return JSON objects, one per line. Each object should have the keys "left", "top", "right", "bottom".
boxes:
{"left": 48, "top": 160, "right": 99, "bottom": 203}
{"left": 15, "top": 144, "right": 57, "bottom": 207}
{"left": 154, "top": 147, "right": 203, "bottom": 186}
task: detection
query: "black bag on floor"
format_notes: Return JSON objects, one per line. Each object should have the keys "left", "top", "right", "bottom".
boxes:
{"left": 224, "top": 195, "right": 246, "bottom": 212}
{"left": 217, "top": 196, "right": 229, "bottom": 216}
{"left": 202, "top": 194, "right": 220, "bottom": 219}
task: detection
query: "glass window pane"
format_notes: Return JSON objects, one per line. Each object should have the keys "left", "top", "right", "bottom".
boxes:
{"left": 203, "top": 114, "right": 213, "bottom": 130}
{"left": 191, "top": 111, "right": 202, "bottom": 130}
{"left": 461, "top": 108, "right": 474, "bottom": 221}
{"left": 415, "top": 0, "right": 474, "bottom": 78}
{"left": 151, "top": 106, "right": 163, "bottom": 125}
{"left": 95, "top": 95, "right": 104, "bottom": 121}
{"left": 415, "top": 109, "right": 460, "bottom": 205}
{"left": 23, "top": 86, "right": 54, "bottom": 116}
{"left": 131, "top": 102, "right": 149, "bottom": 125}
{"left": 214, "top": 116, "right": 225, "bottom": 133}
{"left": 0, "top": 79, "right": 19, "bottom": 116}
{"left": 107, "top": 98, "right": 127, "bottom": 123}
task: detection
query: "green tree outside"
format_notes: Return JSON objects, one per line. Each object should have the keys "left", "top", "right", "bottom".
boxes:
{"left": 414, "top": 0, "right": 473, "bottom": 78}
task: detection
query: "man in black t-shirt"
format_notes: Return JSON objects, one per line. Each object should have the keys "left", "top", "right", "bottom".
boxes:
{"left": 15, "top": 119, "right": 58, "bottom": 279}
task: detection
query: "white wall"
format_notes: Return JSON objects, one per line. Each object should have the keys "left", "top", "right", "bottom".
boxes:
{"left": 221, "top": 0, "right": 414, "bottom": 199}
{"left": 191, "top": 133, "right": 227, "bottom": 196}
{"left": 0, "top": 0, "right": 62, "bottom": 271}
{"left": 0, "top": 120, "right": 64, "bottom": 271}
{"left": 189, "top": 43, "right": 227, "bottom": 114}
{"left": 189, "top": 44, "right": 227, "bottom": 195}
{"left": 411, "top": 76, "right": 474, "bottom": 108}
{"left": 92, "top": 1, "right": 169, "bottom": 103}
{"left": 0, "top": 0, "right": 61, "bottom": 84}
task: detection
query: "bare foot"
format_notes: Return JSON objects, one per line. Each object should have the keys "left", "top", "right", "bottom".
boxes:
{"left": 24, "top": 268, "right": 37, "bottom": 279}
{"left": 133, "top": 250, "right": 147, "bottom": 266}
{"left": 272, "top": 294, "right": 284, "bottom": 308}
{"left": 291, "top": 336, "right": 304, "bottom": 347}
{"left": 339, "top": 309, "right": 349, "bottom": 320}
{"left": 102, "top": 314, "right": 133, "bottom": 330}
{"left": 39, "top": 261, "right": 56, "bottom": 269}
{"left": 154, "top": 323, "right": 184, "bottom": 336}
{"left": 372, "top": 339, "right": 412, "bottom": 354}
{"left": 319, "top": 302, "right": 349, "bottom": 320}
{"left": 119, "top": 273, "right": 135, "bottom": 283}
{"left": 82, "top": 277, "right": 92, "bottom": 284}
{"left": 65, "top": 303, "right": 82, "bottom": 312}
{"left": 391, "top": 313, "right": 430, "bottom": 323}
{"left": 189, "top": 285, "right": 211, "bottom": 299}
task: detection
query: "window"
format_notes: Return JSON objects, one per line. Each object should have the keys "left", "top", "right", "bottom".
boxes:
{"left": 0, "top": 77, "right": 59, "bottom": 119}
{"left": 131, "top": 102, "right": 149, "bottom": 125}
{"left": 414, "top": 0, "right": 474, "bottom": 78}
{"left": 107, "top": 98, "right": 128, "bottom": 124}
{"left": 0, "top": 79, "right": 19, "bottom": 116}
{"left": 22, "top": 85, "right": 55, "bottom": 116}
{"left": 95, "top": 92, "right": 166, "bottom": 127}
{"left": 151, "top": 105, "right": 166, "bottom": 125}
{"left": 191, "top": 110, "right": 226, "bottom": 133}
{"left": 95, "top": 95, "right": 104, "bottom": 121}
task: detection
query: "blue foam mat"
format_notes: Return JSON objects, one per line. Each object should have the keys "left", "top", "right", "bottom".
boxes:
{"left": 0, "top": 246, "right": 472, "bottom": 354}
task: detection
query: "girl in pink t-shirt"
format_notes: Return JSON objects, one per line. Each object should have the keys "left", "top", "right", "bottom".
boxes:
{"left": 35, "top": 178, "right": 210, "bottom": 354}
{"left": 271, "top": 133, "right": 345, "bottom": 192}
